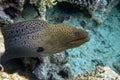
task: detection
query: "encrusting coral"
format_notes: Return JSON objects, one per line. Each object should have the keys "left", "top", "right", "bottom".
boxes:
{"left": 0, "top": 72, "right": 29, "bottom": 80}
{"left": 29, "top": 0, "right": 57, "bottom": 20}
{"left": 0, "top": 0, "right": 25, "bottom": 19}
{"left": 76, "top": 66, "right": 120, "bottom": 80}
{"left": 0, "top": 0, "right": 58, "bottom": 21}
{"left": 45, "top": 0, "right": 57, "bottom": 8}
{"left": 57, "top": 0, "right": 120, "bottom": 24}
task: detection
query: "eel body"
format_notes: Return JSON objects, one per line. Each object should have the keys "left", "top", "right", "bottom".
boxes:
{"left": 0, "top": 19, "right": 90, "bottom": 62}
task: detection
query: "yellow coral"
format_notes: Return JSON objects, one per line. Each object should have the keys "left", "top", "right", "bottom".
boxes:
{"left": 45, "top": 0, "right": 57, "bottom": 8}
{"left": 0, "top": 72, "right": 28, "bottom": 80}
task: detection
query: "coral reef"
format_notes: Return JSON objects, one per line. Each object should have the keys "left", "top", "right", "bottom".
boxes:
{"left": 46, "top": 2, "right": 120, "bottom": 80}
{"left": 0, "top": 7, "right": 13, "bottom": 25}
{"left": 33, "top": 52, "right": 71, "bottom": 80}
{"left": 107, "top": 0, "right": 120, "bottom": 8}
{"left": 76, "top": 66, "right": 120, "bottom": 80}
{"left": 113, "top": 60, "right": 120, "bottom": 73}
{"left": 0, "top": 58, "right": 39, "bottom": 80}
{"left": 50, "top": 51, "right": 68, "bottom": 65}
{"left": 29, "top": 0, "right": 57, "bottom": 20}
{"left": 0, "top": 0, "right": 119, "bottom": 23}
{"left": 0, "top": 72, "right": 28, "bottom": 80}
{"left": 58, "top": 0, "right": 107, "bottom": 8}
{"left": 57, "top": 0, "right": 120, "bottom": 24}
{"left": 0, "top": 0, "right": 57, "bottom": 21}
{"left": 0, "top": 0, "right": 25, "bottom": 19}
{"left": 21, "top": 4, "right": 39, "bottom": 20}
{"left": 45, "top": 0, "right": 57, "bottom": 8}
{"left": 0, "top": 0, "right": 120, "bottom": 80}
{"left": 0, "top": 29, "right": 5, "bottom": 58}
{"left": 29, "top": 0, "right": 57, "bottom": 8}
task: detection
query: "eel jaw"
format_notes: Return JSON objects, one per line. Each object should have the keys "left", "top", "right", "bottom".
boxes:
{"left": 68, "top": 35, "right": 90, "bottom": 44}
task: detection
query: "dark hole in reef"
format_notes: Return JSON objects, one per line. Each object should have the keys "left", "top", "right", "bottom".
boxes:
{"left": 0, "top": 58, "right": 39, "bottom": 80}
{"left": 56, "top": 2, "right": 91, "bottom": 17}
{"left": 115, "top": 2, "right": 120, "bottom": 9}
{"left": 80, "top": 20, "right": 87, "bottom": 28}
{"left": 37, "top": 47, "right": 44, "bottom": 52}
{"left": 16, "top": 30, "right": 18, "bottom": 33}
{"left": 11, "top": 31, "right": 13, "bottom": 33}
{"left": 91, "top": 59, "right": 104, "bottom": 66}
{"left": 21, "top": 29, "right": 24, "bottom": 32}
{"left": 58, "top": 70, "right": 69, "bottom": 78}
{"left": 48, "top": 74, "right": 53, "bottom": 80}
{"left": 4, "top": 7, "right": 21, "bottom": 19}
{"left": 3, "top": 0, "right": 18, "bottom": 4}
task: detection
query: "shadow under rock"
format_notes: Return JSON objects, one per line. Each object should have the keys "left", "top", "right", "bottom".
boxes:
{"left": 1, "top": 58, "right": 39, "bottom": 80}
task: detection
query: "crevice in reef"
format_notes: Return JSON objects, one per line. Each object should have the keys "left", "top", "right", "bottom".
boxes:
{"left": 54, "top": 2, "right": 91, "bottom": 17}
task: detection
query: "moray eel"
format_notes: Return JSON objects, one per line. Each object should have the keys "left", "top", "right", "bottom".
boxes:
{"left": 0, "top": 19, "right": 89, "bottom": 62}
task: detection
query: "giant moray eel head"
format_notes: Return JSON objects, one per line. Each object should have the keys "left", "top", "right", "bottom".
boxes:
{"left": 42, "top": 24, "right": 90, "bottom": 55}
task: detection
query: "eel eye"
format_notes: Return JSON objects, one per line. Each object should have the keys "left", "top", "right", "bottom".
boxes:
{"left": 37, "top": 47, "right": 44, "bottom": 52}
{"left": 74, "top": 32, "right": 80, "bottom": 37}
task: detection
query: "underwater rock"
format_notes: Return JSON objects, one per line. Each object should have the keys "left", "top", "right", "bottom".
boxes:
{"left": 113, "top": 61, "right": 120, "bottom": 73}
{"left": 58, "top": 63, "right": 71, "bottom": 79}
{"left": 91, "top": 59, "right": 104, "bottom": 66}
{"left": 29, "top": 0, "right": 57, "bottom": 20}
{"left": 57, "top": 0, "right": 107, "bottom": 8}
{"left": 0, "top": 58, "right": 39, "bottom": 80}
{"left": 44, "top": 0, "right": 57, "bottom": 8}
{"left": 76, "top": 66, "right": 120, "bottom": 80}
{"left": 30, "top": 0, "right": 57, "bottom": 8}
{"left": 33, "top": 57, "right": 60, "bottom": 80}
{"left": 29, "top": 0, "right": 40, "bottom": 4}
{"left": 50, "top": 51, "right": 68, "bottom": 65}
{"left": 57, "top": 0, "right": 119, "bottom": 24}
{"left": 48, "top": 73, "right": 64, "bottom": 80}
{"left": 33, "top": 62, "right": 48, "bottom": 80}
{"left": 0, "top": 6, "right": 13, "bottom": 25}
{"left": 0, "top": 29, "right": 5, "bottom": 58}
{"left": 0, "top": 0, "right": 57, "bottom": 21}
{"left": 0, "top": 0, "right": 119, "bottom": 80}
{"left": 107, "top": 0, "right": 120, "bottom": 8}
{"left": 0, "top": 72, "right": 28, "bottom": 80}
{"left": 0, "top": 0, "right": 25, "bottom": 19}
{"left": 115, "top": 1, "right": 120, "bottom": 9}
{"left": 0, "top": 0, "right": 41, "bottom": 21}
{"left": 21, "top": 4, "right": 39, "bottom": 20}
{"left": 33, "top": 53, "right": 72, "bottom": 80}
